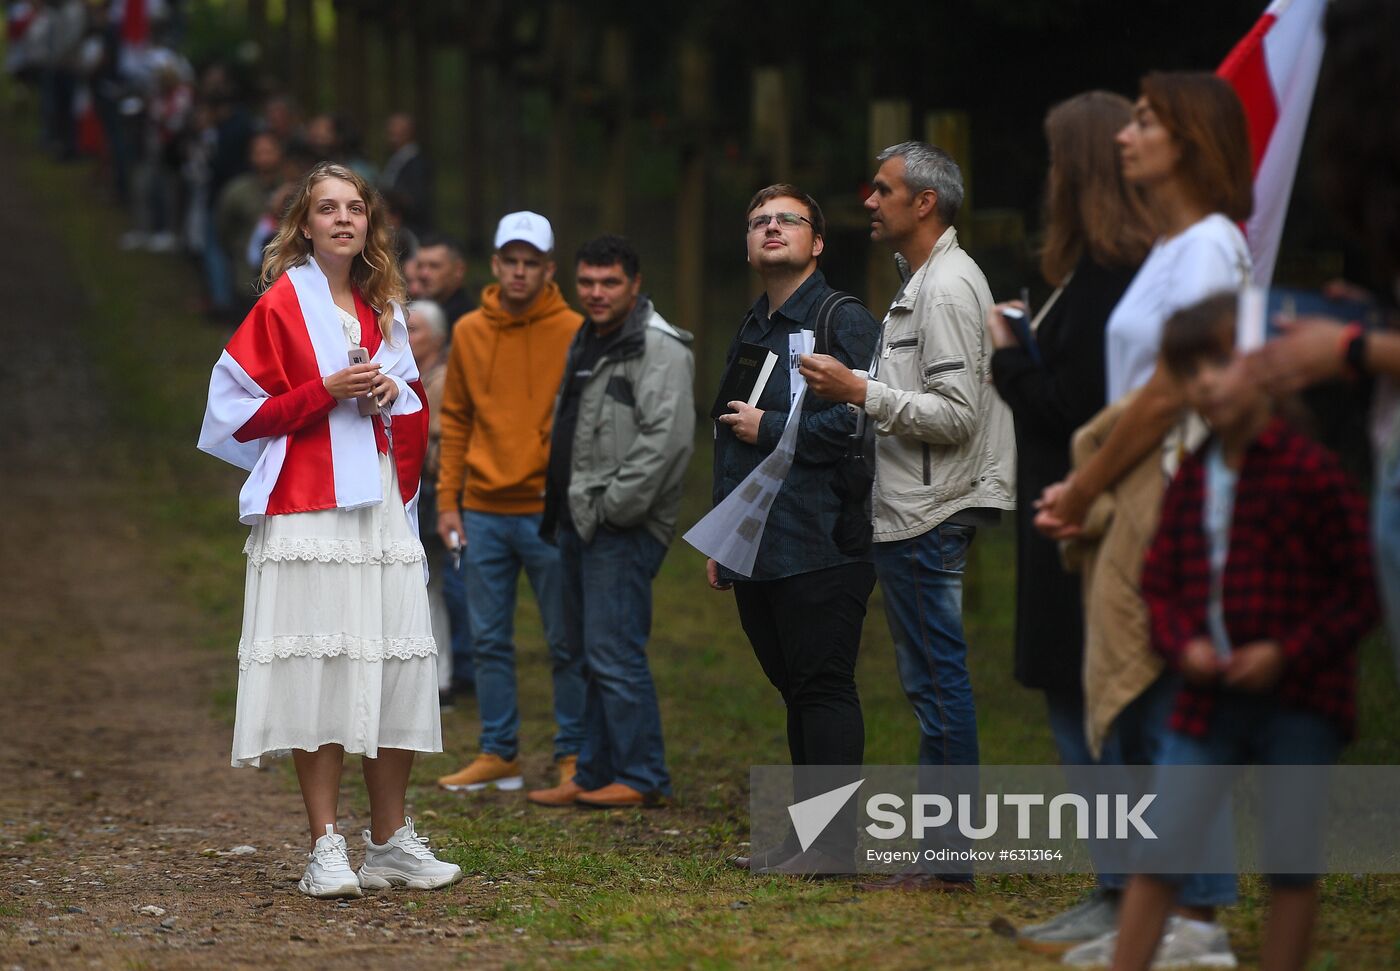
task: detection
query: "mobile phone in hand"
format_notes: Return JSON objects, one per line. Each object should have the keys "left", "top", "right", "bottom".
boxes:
{"left": 348, "top": 347, "right": 379, "bottom": 416}
{"left": 1001, "top": 307, "right": 1042, "bottom": 366}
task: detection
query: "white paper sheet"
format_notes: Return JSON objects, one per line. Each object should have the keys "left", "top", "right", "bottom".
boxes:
{"left": 685, "top": 384, "right": 808, "bottom": 578}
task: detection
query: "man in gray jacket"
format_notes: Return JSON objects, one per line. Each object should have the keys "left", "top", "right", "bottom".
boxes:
{"left": 801, "top": 142, "right": 1015, "bottom": 889}
{"left": 530, "top": 235, "right": 695, "bottom": 809}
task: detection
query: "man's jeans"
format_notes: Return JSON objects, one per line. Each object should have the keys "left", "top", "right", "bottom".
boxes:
{"left": 873, "top": 523, "right": 980, "bottom": 767}
{"left": 464, "top": 510, "right": 584, "bottom": 761}
{"left": 558, "top": 523, "right": 671, "bottom": 795}
{"left": 874, "top": 523, "right": 978, "bottom": 881}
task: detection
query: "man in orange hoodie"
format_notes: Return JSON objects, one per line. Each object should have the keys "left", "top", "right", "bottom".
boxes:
{"left": 435, "top": 212, "right": 585, "bottom": 794}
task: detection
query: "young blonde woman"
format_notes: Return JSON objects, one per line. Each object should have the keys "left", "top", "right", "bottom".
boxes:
{"left": 199, "top": 162, "right": 461, "bottom": 898}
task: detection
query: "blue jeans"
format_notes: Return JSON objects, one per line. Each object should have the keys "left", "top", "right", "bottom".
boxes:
{"left": 873, "top": 523, "right": 979, "bottom": 767}
{"left": 1100, "top": 673, "right": 1237, "bottom": 906}
{"left": 1153, "top": 699, "right": 1342, "bottom": 889}
{"left": 559, "top": 523, "right": 671, "bottom": 795}
{"left": 874, "top": 523, "right": 979, "bottom": 882}
{"left": 464, "top": 510, "right": 583, "bottom": 761}
{"left": 440, "top": 546, "right": 475, "bottom": 687}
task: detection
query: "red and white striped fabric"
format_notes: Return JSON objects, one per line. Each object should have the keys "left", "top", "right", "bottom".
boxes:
{"left": 1217, "top": 0, "right": 1327, "bottom": 287}
{"left": 198, "top": 259, "right": 427, "bottom": 527}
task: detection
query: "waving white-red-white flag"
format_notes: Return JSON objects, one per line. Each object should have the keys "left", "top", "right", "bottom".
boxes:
{"left": 1217, "top": 0, "right": 1327, "bottom": 287}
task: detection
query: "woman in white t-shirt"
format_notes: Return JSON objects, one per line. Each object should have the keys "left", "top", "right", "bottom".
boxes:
{"left": 1038, "top": 72, "right": 1253, "bottom": 539}
{"left": 1032, "top": 73, "right": 1255, "bottom": 965}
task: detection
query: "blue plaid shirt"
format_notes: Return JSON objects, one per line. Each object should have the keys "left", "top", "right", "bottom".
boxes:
{"left": 711, "top": 269, "right": 880, "bottom": 581}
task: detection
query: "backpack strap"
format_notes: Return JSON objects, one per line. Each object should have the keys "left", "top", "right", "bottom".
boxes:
{"left": 814, "top": 291, "right": 864, "bottom": 356}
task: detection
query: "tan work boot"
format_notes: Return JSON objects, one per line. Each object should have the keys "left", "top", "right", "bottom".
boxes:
{"left": 437, "top": 753, "right": 523, "bottom": 792}
{"left": 556, "top": 754, "right": 578, "bottom": 787}
{"left": 527, "top": 778, "right": 584, "bottom": 807}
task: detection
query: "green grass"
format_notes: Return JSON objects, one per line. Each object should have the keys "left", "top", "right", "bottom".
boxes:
{"left": 15, "top": 126, "right": 1400, "bottom": 969}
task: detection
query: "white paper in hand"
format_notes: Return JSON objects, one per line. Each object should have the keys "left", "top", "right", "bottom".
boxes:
{"left": 684, "top": 385, "right": 807, "bottom": 578}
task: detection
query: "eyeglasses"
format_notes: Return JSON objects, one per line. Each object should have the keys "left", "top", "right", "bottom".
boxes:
{"left": 746, "top": 211, "right": 813, "bottom": 233}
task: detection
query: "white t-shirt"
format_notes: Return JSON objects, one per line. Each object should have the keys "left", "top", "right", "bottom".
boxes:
{"left": 1105, "top": 213, "right": 1251, "bottom": 401}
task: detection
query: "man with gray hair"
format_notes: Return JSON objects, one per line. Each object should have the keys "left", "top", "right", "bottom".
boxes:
{"left": 800, "top": 141, "right": 1015, "bottom": 891}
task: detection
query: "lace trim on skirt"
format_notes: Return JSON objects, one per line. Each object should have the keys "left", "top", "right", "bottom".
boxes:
{"left": 237, "top": 633, "right": 438, "bottom": 670}
{"left": 243, "top": 535, "right": 425, "bottom": 566}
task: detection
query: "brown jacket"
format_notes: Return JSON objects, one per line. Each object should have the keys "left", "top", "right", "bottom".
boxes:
{"left": 436, "top": 282, "right": 581, "bottom": 515}
{"left": 1065, "top": 393, "right": 1165, "bottom": 759}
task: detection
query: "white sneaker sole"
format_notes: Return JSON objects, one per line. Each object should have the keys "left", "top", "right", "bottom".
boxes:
{"left": 441, "top": 775, "right": 523, "bottom": 792}
{"left": 358, "top": 864, "right": 463, "bottom": 891}
{"left": 1155, "top": 956, "right": 1238, "bottom": 969}
{"left": 298, "top": 875, "right": 362, "bottom": 899}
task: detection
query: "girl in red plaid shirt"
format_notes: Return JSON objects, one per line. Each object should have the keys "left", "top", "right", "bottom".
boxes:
{"left": 1108, "top": 294, "right": 1379, "bottom": 971}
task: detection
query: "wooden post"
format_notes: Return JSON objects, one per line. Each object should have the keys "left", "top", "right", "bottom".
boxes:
{"left": 866, "top": 98, "right": 910, "bottom": 309}
{"left": 675, "top": 42, "right": 709, "bottom": 387}
{"left": 925, "top": 110, "right": 972, "bottom": 228}
{"left": 598, "top": 26, "right": 630, "bottom": 233}
{"left": 751, "top": 66, "right": 791, "bottom": 180}
{"left": 464, "top": 50, "right": 487, "bottom": 255}
{"left": 385, "top": 16, "right": 403, "bottom": 118}
{"left": 546, "top": 2, "right": 577, "bottom": 263}
{"left": 332, "top": 0, "right": 355, "bottom": 115}
{"left": 247, "top": 0, "right": 269, "bottom": 73}
{"left": 287, "top": 0, "right": 315, "bottom": 112}
{"left": 411, "top": 19, "right": 434, "bottom": 157}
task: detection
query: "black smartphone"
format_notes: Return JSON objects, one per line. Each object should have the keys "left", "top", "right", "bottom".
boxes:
{"left": 1001, "top": 307, "right": 1042, "bottom": 366}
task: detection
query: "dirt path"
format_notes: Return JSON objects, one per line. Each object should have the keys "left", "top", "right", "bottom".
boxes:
{"left": 0, "top": 139, "right": 492, "bottom": 970}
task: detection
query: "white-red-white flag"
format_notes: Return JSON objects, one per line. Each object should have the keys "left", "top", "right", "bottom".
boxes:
{"left": 1217, "top": 0, "right": 1327, "bottom": 287}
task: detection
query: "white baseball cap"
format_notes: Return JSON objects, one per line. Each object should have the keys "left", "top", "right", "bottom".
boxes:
{"left": 493, "top": 211, "right": 554, "bottom": 253}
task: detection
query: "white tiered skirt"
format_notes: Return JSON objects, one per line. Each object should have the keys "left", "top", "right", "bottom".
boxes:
{"left": 231, "top": 454, "right": 442, "bottom": 767}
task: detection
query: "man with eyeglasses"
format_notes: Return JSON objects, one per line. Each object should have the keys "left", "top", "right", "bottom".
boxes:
{"left": 800, "top": 142, "right": 1015, "bottom": 892}
{"left": 709, "top": 183, "right": 880, "bottom": 874}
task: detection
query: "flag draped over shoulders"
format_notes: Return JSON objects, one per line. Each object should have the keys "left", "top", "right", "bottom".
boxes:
{"left": 198, "top": 258, "right": 427, "bottom": 528}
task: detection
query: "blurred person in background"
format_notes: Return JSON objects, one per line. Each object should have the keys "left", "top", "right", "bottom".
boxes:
{"left": 985, "top": 91, "right": 1154, "bottom": 953}
{"left": 406, "top": 299, "right": 473, "bottom": 708}
{"left": 380, "top": 112, "right": 432, "bottom": 238}
{"left": 1037, "top": 72, "right": 1254, "bottom": 968}
{"left": 414, "top": 234, "right": 475, "bottom": 327}
{"left": 1107, "top": 294, "right": 1376, "bottom": 971}
{"left": 1251, "top": 0, "right": 1400, "bottom": 684}
{"left": 216, "top": 130, "right": 286, "bottom": 314}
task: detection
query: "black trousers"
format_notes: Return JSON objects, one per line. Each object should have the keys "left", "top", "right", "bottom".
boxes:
{"left": 736, "top": 562, "right": 875, "bottom": 861}
{"left": 734, "top": 562, "right": 876, "bottom": 767}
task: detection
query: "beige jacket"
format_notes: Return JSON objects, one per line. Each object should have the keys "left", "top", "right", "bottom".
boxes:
{"left": 1067, "top": 393, "right": 1166, "bottom": 758}
{"left": 864, "top": 227, "right": 1016, "bottom": 541}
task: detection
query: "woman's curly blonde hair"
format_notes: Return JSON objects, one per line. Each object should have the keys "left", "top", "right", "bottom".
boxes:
{"left": 259, "top": 162, "right": 405, "bottom": 341}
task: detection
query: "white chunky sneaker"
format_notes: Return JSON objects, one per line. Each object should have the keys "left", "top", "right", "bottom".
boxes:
{"left": 1018, "top": 888, "right": 1121, "bottom": 955}
{"left": 1151, "top": 917, "right": 1238, "bottom": 969}
{"left": 358, "top": 817, "right": 463, "bottom": 891}
{"left": 298, "top": 824, "right": 362, "bottom": 899}
{"left": 1062, "top": 915, "right": 1237, "bottom": 968}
